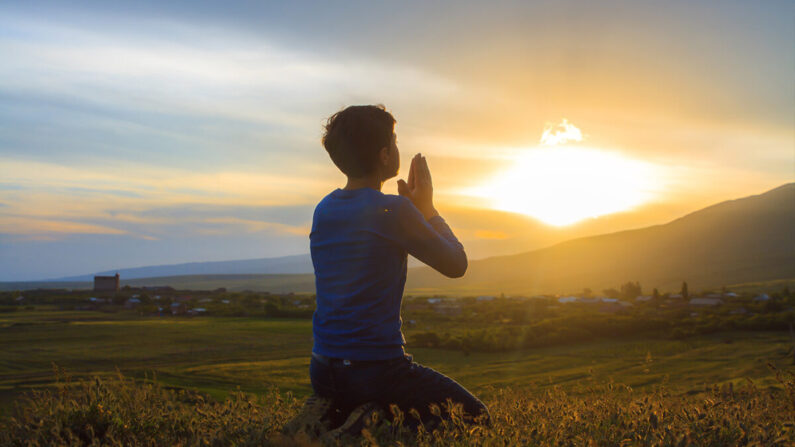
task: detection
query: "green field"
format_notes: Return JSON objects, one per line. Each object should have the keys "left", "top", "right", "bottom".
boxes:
{"left": 2, "top": 308, "right": 793, "bottom": 421}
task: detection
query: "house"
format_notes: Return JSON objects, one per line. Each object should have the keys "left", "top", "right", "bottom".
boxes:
{"left": 600, "top": 297, "right": 619, "bottom": 303}
{"left": 187, "top": 308, "right": 207, "bottom": 316}
{"left": 476, "top": 295, "right": 495, "bottom": 302}
{"left": 689, "top": 297, "right": 723, "bottom": 306}
{"left": 94, "top": 273, "right": 120, "bottom": 292}
{"left": 170, "top": 302, "right": 187, "bottom": 314}
{"left": 124, "top": 298, "right": 141, "bottom": 309}
{"left": 724, "top": 292, "right": 738, "bottom": 298}
{"left": 558, "top": 296, "right": 578, "bottom": 304}
{"left": 427, "top": 298, "right": 443, "bottom": 304}
{"left": 635, "top": 295, "right": 653, "bottom": 302}
{"left": 753, "top": 294, "right": 770, "bottom": 302}
{"left": 669, "top": 294, "right": 683, "bottom": 299}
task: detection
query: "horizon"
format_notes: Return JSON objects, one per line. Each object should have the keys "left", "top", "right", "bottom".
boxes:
{"left": 12, "top": 180, "right": 793, "bottom": 284}
{"left": 1, "top": 1, "right": 794, "bottom": 280}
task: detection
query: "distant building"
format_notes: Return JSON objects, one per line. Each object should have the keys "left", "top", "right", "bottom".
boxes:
{"left": 753, "top": 294, "right": 770, "bottom": 302}
{"left": 635, "top": 295, "right": 653, "bottom": 302}
{"left": 558, "top": 296, "right": 578, "bottom": 304}
{"left": 94, "top": 273, "right": 120, "bottom": 292}
{"left": 476, "top": 295, "right": 495, "bottom": 301}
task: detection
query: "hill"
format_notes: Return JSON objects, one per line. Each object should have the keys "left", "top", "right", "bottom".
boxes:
{"left": 0, "top": 274, "right": 316, "bottom": 293}
{"left": 49, "top": 254, "right": 315, "bottom": 282}
{"left": 4, "top": 184, "right": 791, "bottom": 294}
{"left": 406, "top": 183, "right": 795, "bottom": 295}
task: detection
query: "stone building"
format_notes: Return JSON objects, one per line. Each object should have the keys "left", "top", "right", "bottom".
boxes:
{"left": 94, "top": 273, "right": 120, "bottom": 292}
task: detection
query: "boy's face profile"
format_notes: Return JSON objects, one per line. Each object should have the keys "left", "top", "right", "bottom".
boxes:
{"left": 378, "top": 132, "right": 400, "bottom": 181}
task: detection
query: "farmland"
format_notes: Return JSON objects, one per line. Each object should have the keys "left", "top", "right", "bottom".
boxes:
{"left": 2, "top": 307, "right": 793, "bottom": 419}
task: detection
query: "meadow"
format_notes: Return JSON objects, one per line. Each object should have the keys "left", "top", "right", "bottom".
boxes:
{"left": 2, "top": 306, "right": 795, "bottom": 445}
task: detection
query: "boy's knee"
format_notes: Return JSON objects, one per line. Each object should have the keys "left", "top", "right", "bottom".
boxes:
{"left": 470, "top": 401, "right": 491, "bottom": 427}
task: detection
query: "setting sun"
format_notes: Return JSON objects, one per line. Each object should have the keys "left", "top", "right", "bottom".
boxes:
{"left": 463, "top": 121, "right": 662, "bottom": 226}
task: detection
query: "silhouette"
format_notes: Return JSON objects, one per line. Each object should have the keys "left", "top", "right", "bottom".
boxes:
{"left": 284, "top": 105, "right": 489, "bottom": 440}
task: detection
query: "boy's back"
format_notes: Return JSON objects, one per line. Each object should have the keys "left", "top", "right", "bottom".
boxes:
{"left": 310, "top": 186, "right": 465, "bottom": 361}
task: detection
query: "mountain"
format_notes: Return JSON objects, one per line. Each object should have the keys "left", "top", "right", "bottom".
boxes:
{"left": 23, "top": 183, "right": 794, "bottom": 294}
{"left": 406, "top": 183, "right": 795, "bottom": 295}
{"left": 50, "top": 254, "right": 314, "bottom": 282}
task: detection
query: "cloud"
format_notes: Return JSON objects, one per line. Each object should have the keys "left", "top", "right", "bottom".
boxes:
{"left": 0, "top": 217, "right": 126, "bottom": 236}
{"left": 540, "top": 119, "right": 584, "bottom": 146}
{"left": 202, "top": 217, "right": 309, "bottom": 236}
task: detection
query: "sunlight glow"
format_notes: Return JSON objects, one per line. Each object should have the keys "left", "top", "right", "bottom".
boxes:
{"left": 463, "top": 121, "right": 662, "bottom": 226}
{"left": 540, "top": 119, "right": 583, "bottom": 146}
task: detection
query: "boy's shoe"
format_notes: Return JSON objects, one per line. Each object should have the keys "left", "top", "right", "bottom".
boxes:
{"left": 282, "top": 394, "right": 334, "bottom": 438}
{"left": 321, "top": 401, "right": 383, "bottom": 441}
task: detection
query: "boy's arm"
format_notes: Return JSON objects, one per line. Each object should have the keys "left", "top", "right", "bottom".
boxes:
{"left": 397, "top": 200, "right": 467, "bottom": 278}
{"left": 392, "top": 153, "right": 466, "bottom": 278}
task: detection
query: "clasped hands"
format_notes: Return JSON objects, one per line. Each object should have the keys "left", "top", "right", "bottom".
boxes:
{"left": 397, "top": 153, "right": 438, "bottom": 220}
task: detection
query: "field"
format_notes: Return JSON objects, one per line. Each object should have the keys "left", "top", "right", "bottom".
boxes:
{"left": 2, "top": 308, "right": 794, "bottom": 424}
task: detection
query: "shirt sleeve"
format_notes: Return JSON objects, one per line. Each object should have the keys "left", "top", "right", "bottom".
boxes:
{"left": 384, "top": 197, "right": 468, "bottom": 278}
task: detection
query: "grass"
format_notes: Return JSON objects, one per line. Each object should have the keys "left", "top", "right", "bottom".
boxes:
{"left": 2, "top": 308, "right": 795, "bottom": 420}
{"left": 2, "top": 366, "right": 793, "bottom": 446}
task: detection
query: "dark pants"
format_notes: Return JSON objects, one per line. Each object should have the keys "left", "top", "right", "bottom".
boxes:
{"left": 309, "top": 352, "right": 490, "bottom": 431}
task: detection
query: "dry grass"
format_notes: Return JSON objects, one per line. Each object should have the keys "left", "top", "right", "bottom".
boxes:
{"left": 2, "top": 365, "right": 794, "bottom": 446}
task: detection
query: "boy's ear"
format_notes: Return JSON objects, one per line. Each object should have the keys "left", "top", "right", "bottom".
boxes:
{"left": 379, "top": 146, "right": 390, "bottom": 165}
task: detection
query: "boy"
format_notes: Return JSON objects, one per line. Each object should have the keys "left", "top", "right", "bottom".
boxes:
{"left": 287, "top": 104, "right": 489, "bottom": 438}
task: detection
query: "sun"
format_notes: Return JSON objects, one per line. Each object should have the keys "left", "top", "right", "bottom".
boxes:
{"left": 463, "top": 120, "right": 661, "bottom": 226}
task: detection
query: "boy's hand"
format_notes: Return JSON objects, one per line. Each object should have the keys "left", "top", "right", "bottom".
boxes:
{"left": 398, "top": 153, "right": 438, "bottom": 220}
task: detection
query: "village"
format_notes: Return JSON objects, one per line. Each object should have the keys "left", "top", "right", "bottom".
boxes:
{"left": 3, "top": 273, "right": 790, "bottom": 330}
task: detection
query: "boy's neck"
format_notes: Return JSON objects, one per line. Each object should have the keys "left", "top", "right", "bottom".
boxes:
{"left": 343, "top": 174, "right": 383, "bottom": 192}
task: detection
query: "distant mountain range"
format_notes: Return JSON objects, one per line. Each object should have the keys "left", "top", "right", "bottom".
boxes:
{"left": 5, "top": 183, "right": 793, "bottom": 294}
{"left": 49, "top": 254, "right": 314, "bottom": 282}
{"left": 406, "top": 183, "right": 795, "bottom": 295}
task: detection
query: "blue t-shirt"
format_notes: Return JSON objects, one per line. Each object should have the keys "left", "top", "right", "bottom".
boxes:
{"left": 310, "top": 187, "right": 467, "bottom": 360}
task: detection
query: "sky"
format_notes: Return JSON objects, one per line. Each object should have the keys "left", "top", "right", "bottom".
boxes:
{"left": 1, "top": 0, "right": 793, "bottom": 281}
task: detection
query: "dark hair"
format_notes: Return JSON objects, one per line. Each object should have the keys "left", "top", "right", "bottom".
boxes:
{"left": 322, "top": 104, "right": 395, "bottom": 177}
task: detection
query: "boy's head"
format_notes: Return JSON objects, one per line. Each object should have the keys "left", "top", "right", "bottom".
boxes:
{"left": 322, "top": 104, "right": 399, "bottom": 180}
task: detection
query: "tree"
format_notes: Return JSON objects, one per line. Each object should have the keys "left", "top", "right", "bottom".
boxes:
{"left": 681, "top": 281, "right": 689, "bottom": 299}
{"left": 620, "top": 281, "right": 642, "bottom": 300}
{"left": 652, "top": 288, "right": 660, "bottom": 300}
